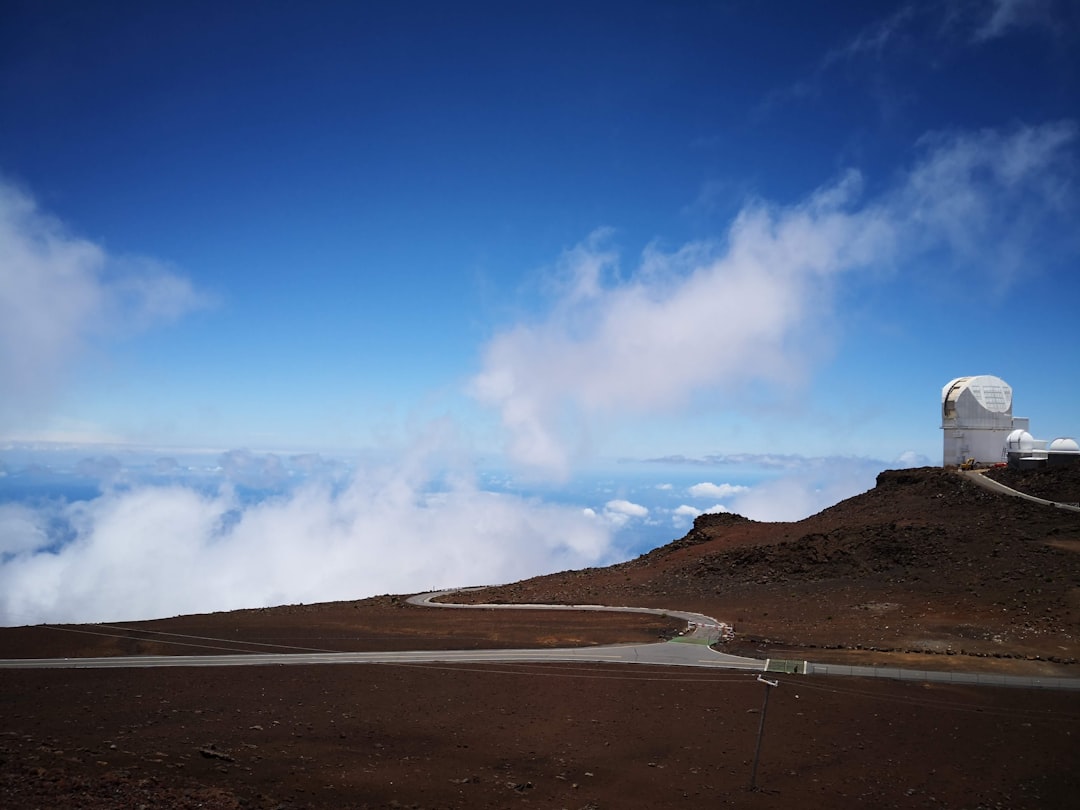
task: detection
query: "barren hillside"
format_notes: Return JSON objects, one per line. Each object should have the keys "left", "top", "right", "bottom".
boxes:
{"left": 457, "top": 467, "right": 1080, "bottom": 671}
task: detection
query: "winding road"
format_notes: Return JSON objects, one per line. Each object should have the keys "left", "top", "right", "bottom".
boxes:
{"left": 2, "top": 589, "right": 1079, "bottom": 690}
{"left": 960, "top": 468, "right": 1080, "bottom": 512}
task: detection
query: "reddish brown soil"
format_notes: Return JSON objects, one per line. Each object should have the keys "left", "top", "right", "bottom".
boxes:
{"left": 461, "top": 468, "right": 1080, "bottom": 674}
{"left": 0, "top": 598, "right": 680, "bottom": 660}
{"left": 3, "top": 467, "right": 1080, "bottom": 808}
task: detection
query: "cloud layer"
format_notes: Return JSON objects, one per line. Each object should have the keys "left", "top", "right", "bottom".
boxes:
{"left": 0, "top": 178, "right": 208, "bottom": 427}
{"left": 0, "top": 439, "right": 619, "bottom": 626}
{"left": 471, "top": 122, "right": 1076, "bottom": 475}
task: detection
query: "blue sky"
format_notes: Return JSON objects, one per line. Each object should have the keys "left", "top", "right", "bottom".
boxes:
{"left": 1, "top": 1, "right": 1078, "bottom": 623}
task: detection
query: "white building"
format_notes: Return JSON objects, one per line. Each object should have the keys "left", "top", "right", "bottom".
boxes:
{"left": 1047, "top": 437, "right": 1080, "bottom": 467}
{"left": 942, "top": 375, "right": 1079, "bottom": 469}
{"left": 941, "top": 375, "right": 1028, "bottom": 466}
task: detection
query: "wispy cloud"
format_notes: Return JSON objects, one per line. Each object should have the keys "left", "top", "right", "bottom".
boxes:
{"left": 895, "top": 121, "right": 1077, "bottom": 290}
{"left": 472, "top": 122, "right": 1076, "bottom": 476}
{"left": 822, "top": 3, "right": 919, "bottom": 66}
{"left": 761, "top": 0, "right": 1073, "bottom": 116}
{"left": 832, "top": 0, "right": 1071, "bottom": 58}
{"left": 644, "top": 450, "right": 929, "bottom": 470}
{"left": 969, "top": 0, "right": 1064, "bottom": 42}
{"left": 0, "top": 178, "right": 210, "bottom": 429}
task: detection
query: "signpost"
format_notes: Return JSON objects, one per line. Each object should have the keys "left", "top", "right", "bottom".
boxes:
{"left": 749, "top": 674, "right": 779, "bottom": 791}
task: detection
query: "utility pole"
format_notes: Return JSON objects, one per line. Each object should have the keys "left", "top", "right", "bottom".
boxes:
{"left": 749, "top": 674, "right": 779, "bottom": 791}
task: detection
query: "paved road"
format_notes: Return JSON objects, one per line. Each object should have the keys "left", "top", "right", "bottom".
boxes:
{"left": 0, "top": 590, "right": 760, "bottom": 672}
{"left": 3, "top": 590, "right": 1079, "bottom": 689}
{"left": 0, "top": 644, "right": 762, "bottom": 671}
{"left": 406, "top": 588, "right": 732, "bottom": 643}
{"left": 961, "top": 469, "right": 1080, "bottom": 512}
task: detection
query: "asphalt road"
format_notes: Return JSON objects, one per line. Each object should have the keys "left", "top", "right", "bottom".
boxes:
{"left": 961, "top": 469, "right": 1080, "bottom": 512}
{"left": 405, "top": 589, "right": 733, "bottom": 643}
{"left": 0, "top": 643, "right": 762, "bottom": 671}
{"left": 3, "top": 590, "right": 1079, "bottom": 690}
{"left": 0, "top": 590, "right": 760, "bottom": 672}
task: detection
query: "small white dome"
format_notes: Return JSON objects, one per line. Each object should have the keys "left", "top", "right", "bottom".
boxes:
{"left": 1049, "top": 437, "right": 1080, "bottom": 453}
{"left": 1006, "top": 429, "right": 1035, "bottom": 452}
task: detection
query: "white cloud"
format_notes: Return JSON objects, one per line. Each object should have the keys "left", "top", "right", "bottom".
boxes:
{"left": 594, "top": 498, "right": 649, "bottom": 529}
{"left": 471, "top": 177, "right": 886, "bottom": 476}
{"left": 727, "top": 478, "right": 829, "bottom": 523}
{"left": 726, "top": 458, "right": 883, "bottom": 522}
{"left": 604, "top": 499, "right": 648, "bottom": 517}
{"left": 687, "top": 481, "right": 749, "bottom": 500}
{"left": 671, "top": 504, "right": 701, "bottom": 530}
{"left": 0, "top": 178, "right": 209, "bottom": 428}
{"left": 0, "top": 503, "right": 49, "bottom": 556}
{"left": 472, "top": 122, "right": 1076, "bottom": 476}
{"left": 0, "top": 436, "right": 620, "bottom": 626}
{"left": 894, "top": 450, "right": 930, "bottom": 467}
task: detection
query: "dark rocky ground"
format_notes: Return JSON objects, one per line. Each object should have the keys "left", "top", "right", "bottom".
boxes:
{"left": 2, "top": 466, "right": 1079, "bottom": 808}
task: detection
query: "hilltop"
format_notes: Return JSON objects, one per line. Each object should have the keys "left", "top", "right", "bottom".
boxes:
{"left": 456, "top": 467, "right": 1080, "bottom": 673}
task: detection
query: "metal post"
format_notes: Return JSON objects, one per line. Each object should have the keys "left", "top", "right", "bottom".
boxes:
{"left": 749, "top": 675, "right": 778, "bottom": 791}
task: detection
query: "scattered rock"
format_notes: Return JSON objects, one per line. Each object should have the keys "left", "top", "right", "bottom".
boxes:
{"left": 198, "top": 745, "right": 235, "bottom": 763}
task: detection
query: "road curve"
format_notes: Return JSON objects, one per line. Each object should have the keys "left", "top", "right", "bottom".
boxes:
{"left": 0, "top": 590, "right": 761, "bottom": 672}
{"left": 407, "top": 590, "right": 1080, "bottom": 690}
{"left": 406, "top": 588, "right": 732, "bottom": 643}
{"left": 2, "top": 590, "right": 1079, "bottom": 689}
{"left": 960, "top": 469, "right": 1080, "bottom": 512}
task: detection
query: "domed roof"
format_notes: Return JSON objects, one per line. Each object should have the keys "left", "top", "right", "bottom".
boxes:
{"left": 1006, "top": 429, "right": 1034, "bottom": 452}
{"left": 1049, "top": 437, "right": 1080, "bottom": 453}
{"left": 942, "top": 375, "right": 1012, "bottom": 413}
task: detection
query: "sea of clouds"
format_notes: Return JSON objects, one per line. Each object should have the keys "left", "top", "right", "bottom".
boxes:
{"left": 0, "top": 440, "right": 923, "bottom": 626}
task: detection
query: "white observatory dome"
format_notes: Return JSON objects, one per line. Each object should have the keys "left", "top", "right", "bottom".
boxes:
{"left": 942, "top": 374, "right": 1019, "bottom": 466}
{"left": 1049, "top": 437, "right": 1080, "bottom": 452}
{"left": 942, "top": 375, "right": 1012, "bottom": 414}
{"left": 1006, "top": 429, "right": 1035, "bottom": 452}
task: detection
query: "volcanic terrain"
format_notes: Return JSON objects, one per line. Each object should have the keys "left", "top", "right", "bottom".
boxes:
{"left": 2, "top": 466, "right": 1079, "bottom": 809}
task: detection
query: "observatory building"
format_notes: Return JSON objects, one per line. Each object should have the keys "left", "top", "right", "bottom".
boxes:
{"left": 941, "top": 375, "right": 1021, "bottom": 466}
{"left": 941, "top": 375, "right": 1079, "bottom": 468}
